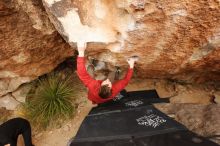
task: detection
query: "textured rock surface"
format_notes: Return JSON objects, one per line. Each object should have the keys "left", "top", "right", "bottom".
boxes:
{"left": 0, "top": 77, "right": 32, "bottom": 97}
{"left": 0, "top": 94, "right": 20, "bottom": 110}
{"left": 155, "top": 103, "right": 220, "bottom": 144}
{"left": 0, "top": 0, "right": 73, "bottom": 96}
{"left": 170, "top": 88, "right": 212, "bottom": 104}
{"left": 43, "top": 0, "right": 220, "bottom": 84}
{"left": 12, "top": 83, "right": 32, "bottom": 103}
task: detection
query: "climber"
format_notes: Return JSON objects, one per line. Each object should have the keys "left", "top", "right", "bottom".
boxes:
{"left": 0, "top": 117, "right": 34, "bottom": 146}
{"left": 76, "top": 42, "right": 138, "bottom": 104}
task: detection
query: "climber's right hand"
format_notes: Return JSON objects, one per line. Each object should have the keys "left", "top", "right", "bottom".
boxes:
{"left": 77, "top": 42, "right": 87, "bottom": 57}
{"left": 77, "top": 42, "right": 87, "bottom": 52}
{"left": 127, "top": 56, "right": 139, "bottom": 69}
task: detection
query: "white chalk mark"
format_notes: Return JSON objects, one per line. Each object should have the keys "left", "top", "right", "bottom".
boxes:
{"left": 171, "top": 9, "right": 187, "bottom": 16}
{"left": 125, "top": 100, "right": 144, "bottom": 107}
{"left": 58, "top": 9, "right": 117, "bottom": 43}
{"left": 44, "top": 0, "right": 62, "bottom": 7}
{"left": 94, "top": 0, "right": 107, "bottom": 19}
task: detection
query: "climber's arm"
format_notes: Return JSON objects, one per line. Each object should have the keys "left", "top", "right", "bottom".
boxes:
{"left": 77, "top": 42, "right": 86, "bottom": 57}
{"left": 76, "top": 43, "right": 95, "bottom": 87}
{"left": 112, "top": 56, "right": 138, "bottom": 95}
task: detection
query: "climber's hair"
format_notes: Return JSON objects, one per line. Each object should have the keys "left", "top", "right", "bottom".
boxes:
{"left": 99, "top": 85, "right": 112, "bottom": 99}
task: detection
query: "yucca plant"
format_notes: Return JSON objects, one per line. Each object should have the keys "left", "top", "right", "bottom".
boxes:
{"left": 24, "top": 73, "right": 75, "bottom": 129}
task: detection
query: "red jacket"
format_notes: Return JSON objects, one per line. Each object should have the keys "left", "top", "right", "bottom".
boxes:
{"left": 77, "top": 57, "right": 133, "bottom": 104}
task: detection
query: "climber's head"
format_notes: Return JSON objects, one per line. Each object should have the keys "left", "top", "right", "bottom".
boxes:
{"left": 99, "top": 79, "right": 112, "bottom": 99}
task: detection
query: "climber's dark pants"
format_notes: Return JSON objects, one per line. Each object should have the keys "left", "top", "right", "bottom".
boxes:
{"left": 0, "top": 118, "right": 34, "bottom": 146}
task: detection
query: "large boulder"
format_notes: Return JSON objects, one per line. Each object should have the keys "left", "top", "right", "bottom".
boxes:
{"left": 0, "top": 0, "right": 73, "bottom": 96}
{"left": 42, "top": 0, "right": 220, "bottom": 83}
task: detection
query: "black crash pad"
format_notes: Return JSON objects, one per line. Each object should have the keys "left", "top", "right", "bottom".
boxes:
{"left": 70, "top": 90, "right": 219, "bottom": 146}
{"left": 75, "top": 106, "right": 186, "bottom": 142}
{"left": 71, "top": 130, "right": 219, "bottom": 146}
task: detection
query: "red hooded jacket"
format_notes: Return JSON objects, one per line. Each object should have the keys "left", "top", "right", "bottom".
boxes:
{"left": 77, "top": 57, "right": 133, "bottom": 104}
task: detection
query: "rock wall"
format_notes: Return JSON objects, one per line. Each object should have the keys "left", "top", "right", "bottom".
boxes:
{"left": 0, "top": 0, "right": 73, "bottom": 102}
{"left": 0, "top": 0, "right": 220, "bottom": 109}
{"left": 43, "top": 0, "right": 220, "bottom": 84}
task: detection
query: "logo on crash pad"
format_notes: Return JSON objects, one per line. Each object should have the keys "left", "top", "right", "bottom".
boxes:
{"left": 125, "top": 100, "right": 144, "bottom": 107}
{"left": 136, "top": 114, "right": 166, "bottom": 128}
{"left": 113, "top": 93, "right": 124, "bottom": 101}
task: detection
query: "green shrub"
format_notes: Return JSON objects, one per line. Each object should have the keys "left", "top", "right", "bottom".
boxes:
{"left": 24, "top": 74, "right": 75, "bottom": 129}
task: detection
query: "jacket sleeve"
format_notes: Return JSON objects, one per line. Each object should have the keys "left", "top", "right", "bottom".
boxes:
{"left": 77, "top": 57, "right": 95, "bottom": 87}
{"left": 112, "top": 68, "right": 133, "bottom": 95}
